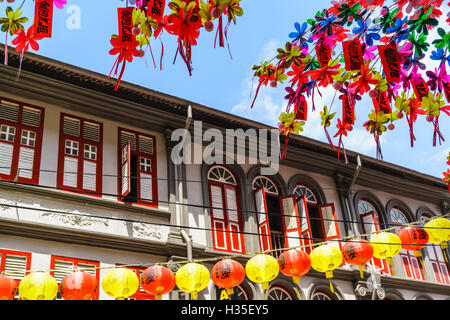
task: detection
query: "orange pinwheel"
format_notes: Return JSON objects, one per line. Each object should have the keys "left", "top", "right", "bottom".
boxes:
{"left": 348, "top": 62, "right": 378, "bottom": 95}
{"left": 309, "top": 60, "right": 340, "bottom": 88}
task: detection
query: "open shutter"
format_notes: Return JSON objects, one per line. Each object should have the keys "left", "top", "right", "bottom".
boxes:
{"left": 361, "top": 212, "right": 391, "bottom": 274}
{"left": 318, "top": 203, "right": 341, "bottom": 250}
{"left": 254, "top": 186, "right": 272, "bottom": 252}
{"left": 279, "top": 195, "right": 302, "bottom": 250}
{"left": 209, "top": 184, "right": 228, "bottom": 251}
{"left": 0, "top": 140, "right": 14, "bottom": 177}
{"left": 297, "top": 195, "right": 313, "bottom": 253}
{"left": 224, "top": 185, "right": 244, "bottom": 253}
{"left": 120, "top": 142, "right": 131, "bottom": 198}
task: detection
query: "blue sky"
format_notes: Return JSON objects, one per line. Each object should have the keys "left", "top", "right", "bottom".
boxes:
{"left": 1, "top": 0, "right": 449, "bottom": 179}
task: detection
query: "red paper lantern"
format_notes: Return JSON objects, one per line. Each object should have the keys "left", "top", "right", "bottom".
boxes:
{"left": 342, "top": 239, "right": 374, "bottom": 278}
{"left": 0, "top": 274, "right": 17, "bottom": 300}
{"left": 278, "top": 249, "right": 311, "bottom": 299}
{"left": 211, "top": 259, "right": 245, "bottom": 300}
{"left": 61, "top": 271, "right": 98, "bottom": 300}
{"left": 140, "top": 265, "right": 176, "bottom": 300}
{"left": 278, "top": 249, "right": 311, "bottom": 283}
{"left": 398, "top": 225, "right": 429, "bottom": 257}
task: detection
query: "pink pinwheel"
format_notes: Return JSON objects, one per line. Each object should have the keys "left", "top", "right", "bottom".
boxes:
{"left": 361, "top": 44, "right": 377, "bottom": 61}
{"left": 11, "top": 26, "right": 44, "bottom": 79}
{"left": 426, "top": 65, "right": 450, "bottom": 93}
{"left": 397, "top": 42, "right": 413, "bottom": 65}
{"left": 53, "top": 0, "right": 67, "bottom": 10}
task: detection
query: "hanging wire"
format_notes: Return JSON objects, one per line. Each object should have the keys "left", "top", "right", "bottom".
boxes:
{"left": 0, "top": 176, "right": 448, "bottom": 230}
{"left": 0, "top": 201, "right": 448, "bottom": 275}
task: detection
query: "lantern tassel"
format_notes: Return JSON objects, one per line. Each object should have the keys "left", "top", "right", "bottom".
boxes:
{"left": 386, "top": 257, "right": 395, "bottom": 276}
{"left": 226, "top": 288, "right": 234, "bottom": 295}
{"left": 359, "top": 264, "right": 365, "bottom": 279}
{"left": 191, "top": 291, "right": 198, "bottom": 300}
{"left": 441, "top": 242, "right": 448, "bottom": 263}
{"left": 262, "top": 282, "right": 269, "bottom": 300}
{"left": 292, "top": 276, "right": 301, "bottom": 299}
{"left": 325, "top": 271, "right": 334, "bottom": 293}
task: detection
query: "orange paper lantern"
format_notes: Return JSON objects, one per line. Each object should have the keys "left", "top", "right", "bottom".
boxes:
{"left": 61, "top": 271, "right": 98, "bottom": 300}
{"left": 211, "top": 259, "right": 245, "bottom": 300}
{"left": 140, "top": 266, "right": 176, "bottom": 300}
{"left": 278, "top": 249, "right": 311, "bottom": 299}
{"left": 0, "top": 274, "right": 17, "bottom": 300}
{"left": 398, "top": 226, "right": 429, "bottom": 257}
{"left": 342, "top": 239, "right": 374, "bottom": 278}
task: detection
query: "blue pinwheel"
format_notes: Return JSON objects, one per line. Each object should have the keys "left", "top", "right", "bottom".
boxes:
{"left": 289, "top": 22, "right": 309, "bottom": 45}
{"left": 385, "top": 18, "right": 410, "bottom": 43}
{"left": 352, "top": 18, "right": 381, "bottom": 46}
{"left": 431, "top": 48, "right": 450, "bottom": 67}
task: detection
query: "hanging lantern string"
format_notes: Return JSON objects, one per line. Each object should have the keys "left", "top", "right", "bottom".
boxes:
{"left": 1, "top": 176, "right": 449, "bottom": 231}
{"left": 6, "top": 211, "right": 449, "bottom": 277}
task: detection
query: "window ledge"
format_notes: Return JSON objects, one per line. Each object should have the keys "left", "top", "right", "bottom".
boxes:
{"left": 0, "top": 180, "right": 171, "bottom": 219}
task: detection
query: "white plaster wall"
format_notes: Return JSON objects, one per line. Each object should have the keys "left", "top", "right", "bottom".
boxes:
{"left": 0, "top": 91, "right": 169, "bottom": 211}
{"left": 0, "top": 234, "right": 166, "bottom": 300}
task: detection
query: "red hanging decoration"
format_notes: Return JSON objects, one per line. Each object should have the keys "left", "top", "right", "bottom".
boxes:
{"left": 108, "top": 37, "right": 140, "bottom": 91}
{"left": 342, "top": 94, "right": 355, "bottom": 126}
{"left": 117, "top": 7, "right": 135, "bottom": 43}
{"left": 342, "top": 240, "right": 374, "bottom": 279}
{"left": 315, "top": 44, "right": 332, "bottom": 69}
{"left": 342, "top": 39, "right": 363, "bottom": 72}
{"left": 211, "top": 259, "right": 245, "bottom": 300}
{"left": 147, "top": 0, "right": 167, "bottom": 21}
{"left": 333, "top": 118, "right": 351, "bottom": 163}
{"left": 140, "top": 265, "right": 176, "bottom": 300}
{"left": 0, "top": 273, "right": 17, "bottom": 300}
{"left": 33, "top": 0, "right": 53, "bottom": 38}
{"left": 378, "top": 42, "right": 401, "bottom": 84}
{"left": 372, "top": 90, "right": 392, "bottom": 115}
{"left": 278, "top": 249, "right": 311, "bottom": 299}
{"left": 61, "top": 271, "right": 98, "bottom": 300}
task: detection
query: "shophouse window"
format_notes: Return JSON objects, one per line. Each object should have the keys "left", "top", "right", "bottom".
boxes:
{"left": 118, "top": 128, "right": 157, "bottom": 207}
{"left": 57, "top": 114, "right": 103, "bottom": 194}
{"left": 0, "top": 98, "right": 44, "bottom": 184}
{"left": 207, "top": 165, "right": 245, "bottom": 254}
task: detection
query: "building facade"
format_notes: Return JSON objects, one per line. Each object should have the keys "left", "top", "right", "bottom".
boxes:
{"left": 0, "top": 48, "right": 449, "bottom": 300}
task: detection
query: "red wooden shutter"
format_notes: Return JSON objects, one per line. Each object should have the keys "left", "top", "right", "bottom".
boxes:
{"left": 120, "top": 142, "right": 131, "bottom": 198}
{"left": 361, "top": 212, "right": 392, "bottom": 275}
{"left": 279, "top": 195, "right": 302, "bottom": 250}
{"left": 318, "top": 203, "right": 342, "bottom": 250}
{"left": 138, "top": 135, "right": 155, "bottom": 203}
{"left": 297, "top": 195, "right": 313, "bottom": 253}
{"left": 254, "top": 186, "right": 272, "bottom": 252}
{"left": 224, "top": 184, "right": 244, "bottom": 253}
{"left": 209, "top": 184, "right": 228, "bottom": 251}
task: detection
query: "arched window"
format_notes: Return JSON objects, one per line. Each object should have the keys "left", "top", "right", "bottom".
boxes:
{"left": 311, "top": 291, "right": 333, "bottom": 300}
{"left": 420, "top": 214, "right": 450, "bottom": 284}
{"left": 358, "top": 200, "right": 391, "bottom": 275}
{"left": 267, "top": 285, "right": 294, "bottom": 300}
{"left": 389, "top": 207, "right": 425, "bottom": 280}
{"left": 207, "top": 166, "right": 245, "bottom": 254}
{"left": 252, "top": 176, "right": 279, "bottom": 195}
{"left": 293, "top": 184, "right": 341, "bottom": 254}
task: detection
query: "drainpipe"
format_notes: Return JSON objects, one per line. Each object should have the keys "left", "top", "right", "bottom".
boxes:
{"left": 180, "top": 105, "right": 193, "bottom": 262}
{"left": 348, "top": 154, "right": 362, "bottom": 194}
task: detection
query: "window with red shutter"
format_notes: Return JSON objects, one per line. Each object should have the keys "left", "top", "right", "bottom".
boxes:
{"left": 118, "top": 128, "right": 158, "bottom": 207}
{"left": 50, "top": 255, "right": 100, "bottom": 300}
{"left": 0, "top": 248, "right": 32, "bottom": 299}
{"left": 390, "top": 207, "right": 425, "bottom": 280}
{"left": 358, "top": 200, "right": 392, "bottom": 275}
{"left": 207, "top": 166, "right": 245, "bottom": 254}
{"left": 117, "top": 265, "right": 155, "bottom": 300}
{"left": 57, "top": 114, "right": 103, "bottom": 195}
{"left": 0, "top": 98, "right": 44, "bottom": 185}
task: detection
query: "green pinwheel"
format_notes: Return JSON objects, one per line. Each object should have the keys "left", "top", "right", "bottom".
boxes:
{"left": 432, "top": 28, "right": 450, "bottom": 51}
{"left": 407, "top": 7, "right": 438, "bottom": 36}
{"left": 408, "top": 32, "right": 430, "bottom": 57}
